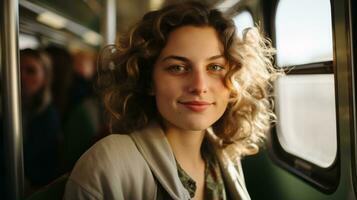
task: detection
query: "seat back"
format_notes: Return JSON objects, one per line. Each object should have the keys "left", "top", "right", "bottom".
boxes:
{"left": 26, "top": 174, "right": 69, "bottom": 200}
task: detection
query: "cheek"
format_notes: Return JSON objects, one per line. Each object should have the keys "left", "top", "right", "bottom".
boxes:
{"left": 152, "top": 73, "right": 179, "bottom": 99}
{"left": 153, "top": 80, "right": 181, "bottom": 116}
{"left": 22, "top": 75, "right": 35, "bottom": 86}
{"left": 154, "top": 84, "right": 178, "bottom": 104}
{"left": 217, "top": 87, "right": 231, "bottom": 111}
{"left": 34, "top": 73, "right": 45, "bottom": 86}
{"left": 216, "top": 80, "right": 231, "bottom": 97}
{"left": 28, "top": 74, "right": 46, "bottom": 91}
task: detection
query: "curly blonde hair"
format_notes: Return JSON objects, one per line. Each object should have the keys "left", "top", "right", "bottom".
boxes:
{"left": 97, "top": 2, "right": 279, "bottom": 159}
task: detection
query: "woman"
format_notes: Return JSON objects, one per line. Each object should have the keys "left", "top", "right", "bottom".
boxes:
{"left": 64, "top": 2, "right": 278, "bottom": 200}
{"left": 20, "top": 49, "right": 62, "bottom": 190}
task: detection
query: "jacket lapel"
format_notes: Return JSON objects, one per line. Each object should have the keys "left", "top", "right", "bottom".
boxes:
{"left": 206, "top": 128, "right": 251, "bottom": 200}
{"left": 129, "top": 121, "right": 191, "bottom": 200}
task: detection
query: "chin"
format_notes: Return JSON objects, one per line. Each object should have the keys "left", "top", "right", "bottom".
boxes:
{"left": 180, "top": 119, "right": 214, "bottom": 132}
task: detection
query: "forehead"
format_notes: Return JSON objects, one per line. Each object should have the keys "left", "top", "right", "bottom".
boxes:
{"left": 159, "top": 26, "right": 224, "bottom": 59}
{"left": 21, "top": 55, "right": 40, "bottom": 64}
{"left": 20, "top": 55, "right": 43, "bottom": 69}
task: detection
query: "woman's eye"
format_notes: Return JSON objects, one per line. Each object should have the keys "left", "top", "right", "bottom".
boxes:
{"left": 166, "top": 65, "right": 188, "bottom": 73}
{"left": 208, "top": 64, "right": 225, "bottom": 71}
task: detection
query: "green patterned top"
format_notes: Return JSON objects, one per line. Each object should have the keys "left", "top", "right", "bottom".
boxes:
{"left": 157, "top": 140, "right": 227, "bottom": 200}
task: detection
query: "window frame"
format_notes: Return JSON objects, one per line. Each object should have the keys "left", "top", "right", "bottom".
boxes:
{"left": 267, "top": 0, "right": 340, "bottom": 193}
{"left": 350, "top": 0, "right": 357, "bottom": 196}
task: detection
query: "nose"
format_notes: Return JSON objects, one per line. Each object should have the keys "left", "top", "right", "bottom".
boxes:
{"left": 187, "top": 69, "right": 208, "bottom": 94}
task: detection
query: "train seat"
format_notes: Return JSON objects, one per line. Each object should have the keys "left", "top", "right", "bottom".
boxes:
{"left": 25, "top": 173, "right": 69, "bottom": 200}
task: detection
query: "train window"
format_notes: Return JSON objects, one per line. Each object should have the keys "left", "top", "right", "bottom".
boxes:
{"left": 270, "top": 0, "right": 338, "bottom": 192}
{"left": 233, "top": 10, "right": 254, "bottom": 38}
{"left": 275, "top": 0, "right": 333, "bottom": 66}
{"left": 274, "top": 74, "right": 337, "bottom": 168}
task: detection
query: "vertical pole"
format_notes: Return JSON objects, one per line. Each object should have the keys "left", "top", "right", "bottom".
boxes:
{"left": 103, "top": 0, "right": 117, "bottom": 45}
{"left": 1, "top": 0, "right": 24, "bottom": 199}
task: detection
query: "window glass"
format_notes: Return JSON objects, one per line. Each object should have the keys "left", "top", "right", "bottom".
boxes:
{"left": 275, "top": 0, "right": 333, "bottom": 66}
{"left": 274, "top": 75, "right": 337, "bottom": 168}
{"left": 233, "top": 11, "right": 254, "bottom": 39}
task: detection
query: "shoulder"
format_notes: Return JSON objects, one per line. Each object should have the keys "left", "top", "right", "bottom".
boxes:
{"left": 70, "top": 134, "right": 142, "bottom": 179}
{"left": 29, "top": 105, "right": 61, "bottom": 133}
{"left": 40, "top": 104, "right": 60, "bottom": 118}
{"left": 36, "top": 104, "right": 60, "bottom": 124}
{"left": 87, "top": 134, "right": 134, "bottom": 153}
{"left": 65, "top": 134, "right": 156, "bottom": 199}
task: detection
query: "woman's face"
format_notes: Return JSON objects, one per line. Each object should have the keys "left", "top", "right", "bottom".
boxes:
{"left": 20, "top": 55, "right": 46, "bottom": 97}
{"left": 152, "top": 26, "right": 230, "bottom": 133}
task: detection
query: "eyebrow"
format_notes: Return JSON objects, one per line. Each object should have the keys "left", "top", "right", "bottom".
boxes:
{"left": 161, "top": 54, "right": 225, "bottom": 62}
{"left": 207, "top": 55, "right": 225, "bottom": 61}
{"left": 161, "top": 55, "right": 189, "bottom": 62}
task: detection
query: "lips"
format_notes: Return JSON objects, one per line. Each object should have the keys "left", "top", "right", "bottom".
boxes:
{"left": 178, "top": 100, "right": 212, "bottom": 112}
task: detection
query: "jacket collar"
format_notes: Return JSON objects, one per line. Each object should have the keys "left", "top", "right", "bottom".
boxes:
{"left": 206, "top": 128, "right": 251, "bottom": 200}
{"left": 129, "top": 121, "right": 191, "bottom": 200}
{"left": 129, "top": 121, "right": 251, "bottom": 200}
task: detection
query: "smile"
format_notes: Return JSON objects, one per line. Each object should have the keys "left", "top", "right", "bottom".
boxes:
{"left": 178, "top": 100, "right": 213, "bottom": 112}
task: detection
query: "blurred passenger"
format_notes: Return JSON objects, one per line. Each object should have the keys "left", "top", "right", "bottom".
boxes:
{"left": 62, "top": 51, "right": 103, "bottom": 171}
{"left": 69, "top": 52, "right": 95, "bottom": 107}
{"left": 64, "top": 2, "right": 279, "bottom": 200}
{"left": 20, "top": 49, "right": 62, "bottom": 191}
{"left": 45, "top": 46, "right": 74, "bottom": 121}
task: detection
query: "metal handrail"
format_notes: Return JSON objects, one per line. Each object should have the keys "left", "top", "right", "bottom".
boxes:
{"left": 1, "top": 0, "right": 24, "bottom": 199}
{"left": 103, "top": 0, "right": 116, "bottom": 45}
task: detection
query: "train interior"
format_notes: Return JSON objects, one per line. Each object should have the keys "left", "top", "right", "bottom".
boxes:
{"left": 1, "top": 0, "right": 356, "bottom": 199}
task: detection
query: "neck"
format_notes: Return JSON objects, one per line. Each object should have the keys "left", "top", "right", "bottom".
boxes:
{"left": 163, "top": 122, "right": 206, "bottom": 167}
{"left": 162, "top": 121, "right": 207, "bottom": 199}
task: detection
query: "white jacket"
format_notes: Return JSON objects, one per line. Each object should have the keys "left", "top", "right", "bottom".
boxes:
{"left": 63, "top": 122, "right": 250, "bottom": 200}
